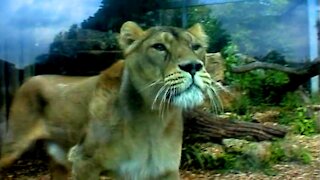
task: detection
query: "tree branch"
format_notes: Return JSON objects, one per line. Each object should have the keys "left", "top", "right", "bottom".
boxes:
{"left": 230, "top": 58, "right": 320, "bottom": 92}
{"left": 232, "top": 58, "right": 320, "bottom": 75}
{"left": 232, "top": 61, "right": 308, "bottom": 75}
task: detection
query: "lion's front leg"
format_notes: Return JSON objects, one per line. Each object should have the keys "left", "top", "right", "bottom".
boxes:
{"left": 68, "top": 145, "right": 102, "bottom": 180}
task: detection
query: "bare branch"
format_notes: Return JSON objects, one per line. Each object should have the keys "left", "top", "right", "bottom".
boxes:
{"left": 231, "top": 61, "right": 308, "bottom": 75}
{"left": 232, "top": 58, "right": 320, "bottom": 75}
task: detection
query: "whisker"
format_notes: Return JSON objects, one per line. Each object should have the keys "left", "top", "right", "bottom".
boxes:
{"left": 202, "top": 75, "right": 222, "bottom": 114}
{"left": 140, "top": 79, "right": 162, "bottom": 92}
{"left": 208, "top": 85, "right": 224, "bottom": 114}
{"left": 165, "top": 86, "right": 175, "bottom": 115}
{"left": 213, "top": 81, "right": 229, "bottom": 93}
{"left": 207, "top": 89, "right": 219, "bottom": 114}
{"left": 160, "top": 86, "right": 171, "bottom": 119}
{"left": 165, "top": 81, "right": 183, "bottom": 87}
{"left": 205, "top": 73, "right": 229, "bottom": 93}
{"left": 152, "top": 85, "right": 167, "bottom": 110}
{"left": 203, "top": 74, "right": 230, "bottom": 114}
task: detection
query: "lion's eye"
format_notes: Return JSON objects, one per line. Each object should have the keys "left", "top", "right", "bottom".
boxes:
{"left": 191, "top": 44, "right": 202, "bottom": 51}
{"left": 152, "top": 43, "right": 166, "bottom": 51}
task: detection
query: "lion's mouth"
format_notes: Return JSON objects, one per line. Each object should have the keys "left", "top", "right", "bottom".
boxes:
{"left": 172, "top": 83, "right": 201, "bottom": 98}
{"left": 168, "top": 83, "right": 205, "bottom": 109}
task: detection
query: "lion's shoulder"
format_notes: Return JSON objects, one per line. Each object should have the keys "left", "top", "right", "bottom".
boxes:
{"left": 97, "top": 60, "right": 124, "bottom": 90}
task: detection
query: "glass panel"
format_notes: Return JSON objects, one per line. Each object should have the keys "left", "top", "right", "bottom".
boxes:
{"left": 209, "top": 0, "right": 309, "bottom": 62}
{"left": 0, "top": 0, "right": 319, "bottom": 179}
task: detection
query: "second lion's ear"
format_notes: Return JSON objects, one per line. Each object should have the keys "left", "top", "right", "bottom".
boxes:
{"left": 118, "top": 21, "right": 144, "bottom": 50}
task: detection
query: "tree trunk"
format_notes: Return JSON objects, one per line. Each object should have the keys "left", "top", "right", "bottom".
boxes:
{"left": 183, "top": 109, "right": 287, "bottom": 142}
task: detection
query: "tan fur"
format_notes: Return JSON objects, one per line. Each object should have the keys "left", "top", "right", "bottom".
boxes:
{"left": 205, "top": 53, "right": 225, "bottom": 83}
{"left": 0, "top": 22, "right": 218, "bottom": 180}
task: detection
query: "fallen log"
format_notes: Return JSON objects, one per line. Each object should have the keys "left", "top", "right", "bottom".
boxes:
{"left": 183, "top": 109, "right": 288, "bottom": 142}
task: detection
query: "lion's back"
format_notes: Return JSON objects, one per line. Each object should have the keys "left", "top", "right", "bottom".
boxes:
{"left": 9, "top": 74, "right": 98, "bottom": 146}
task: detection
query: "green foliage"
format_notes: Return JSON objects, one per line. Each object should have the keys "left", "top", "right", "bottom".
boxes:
{"left": 81, "top": 0, "right": 166, "bottom": 31}
{"left": 223, "top": 44, "right": 241, "bottom": 81}
{"left": 280, "top": 92, "right": 304, "bottom": 109}
{"left": 230, "top": 95, "right": 251, "bottom": 115}
{"left": 187, "top": 7, "right": 230, "bottom": 52}
{"left": 222, "top": 140, "right": 312, "bottom": 171}
{"left": 181, "top": 143, "right": 267, "bottom": 171}
{"left": 80, "top": 3, "right": 231, "bottom": 53}
{"left": 311, "top": 93, "right": 320, "bottom": 104}
{"left": 160, "top": 6, "right": 231, "bottom": 53}
{"left": 270, "top": 141, "right": 312, "bottom": 164}
{"left": 278, "top": 107, "right": 317, "bottom": 136}
{"left": 223, "top": 44, "right": 289, "bottom": 105}
{"left": 50, "top": 25, "right": 119, "bottom": 55}
{"left": 181, "top": 143, "right": 223, "bottom": 170}
{"left": 297, "top": 149, "right": 313, "bottom": 164}
{"left": 292, "top": 108, "right": 317, "bottom": 136}
{"left": 181, "top": 139, "right": 312, "bottom": 173}
{"left": 222, "top": 153, "right": 269, "bottom": 172}
{"left": 269, "top": 141, "right": 286, "bottom": 163}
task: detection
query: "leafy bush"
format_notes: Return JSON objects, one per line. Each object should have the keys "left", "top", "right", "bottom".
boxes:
{"left": 181, "top": 143, "right": 223, "bottom": 170}
{"left": 230, "top": 95, "right": 251, "bottom": 115}
{"left": 181, "top": 139, "right": 312, "bottom": 173}
{"left": 280, "top": 92, "right": 305, "bottom": 109}
{"left": 278, "top": 107, "right": 317, "bottom": 136}
{"left": 223, "top": 44, "right": 289, "bottom": 105}
{"left": 292, "top": 108, "right": 317, "bottom": 136}
{"left": 270, "top": 141, "right": 312, "bottom": 164}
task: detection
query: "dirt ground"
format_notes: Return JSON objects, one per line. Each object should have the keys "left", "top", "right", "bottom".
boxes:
{"left": 1, "top": 135, "right": 320, "bottom": 180}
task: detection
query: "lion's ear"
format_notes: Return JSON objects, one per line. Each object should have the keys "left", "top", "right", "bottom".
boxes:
{"left": 118, "top": 21, "right": 144, "bottom": 50}
{"left": 188, "top": 23, "right": 208, "bottom": 46}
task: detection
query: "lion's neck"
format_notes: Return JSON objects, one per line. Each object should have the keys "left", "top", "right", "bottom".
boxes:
{"left": 118, "top": 69, "right": 181, "bottom": 123}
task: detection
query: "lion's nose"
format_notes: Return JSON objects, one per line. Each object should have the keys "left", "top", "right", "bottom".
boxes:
{"left": 178, "top": 61, "right": 203, "bottom": 76}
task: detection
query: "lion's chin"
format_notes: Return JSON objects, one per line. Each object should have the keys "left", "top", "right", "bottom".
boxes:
{"left": 172, "top": 85, "right": 204, "bottom": 109}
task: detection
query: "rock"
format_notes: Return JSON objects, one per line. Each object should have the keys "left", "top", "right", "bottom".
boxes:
{"left": 252, "top": 110, "right": 280, "bottom": 123}
{"left": 222, "top": 139, "right": 250, "bottom": 153}
{"left": 202, "top": 143, "right": 225, "bottom": 159}
{"left": 244, "top": 141, "right": 272, "bottom": 162}
{"left": 223, "top": 139, "right": 272, "bottom": 163}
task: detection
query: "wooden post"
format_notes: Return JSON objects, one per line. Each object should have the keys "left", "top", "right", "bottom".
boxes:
{"left": 308, "top": 0, "right": 319, "bottom": 93}
{"left": 182, "top": 0, "right": 188, "bottom": 28}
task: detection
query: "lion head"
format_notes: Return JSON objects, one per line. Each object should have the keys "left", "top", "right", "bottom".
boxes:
{"left": 119, "top": 21, "right": 218, "bottom": 110}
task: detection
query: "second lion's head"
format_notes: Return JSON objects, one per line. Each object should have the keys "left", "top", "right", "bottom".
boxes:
{"left": 118, "top": 21, "right": 220, "bottom": 111}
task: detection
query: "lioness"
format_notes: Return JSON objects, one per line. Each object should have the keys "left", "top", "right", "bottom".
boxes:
{"left": 0, "top": 21, "right": 218, "bottom": 179}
